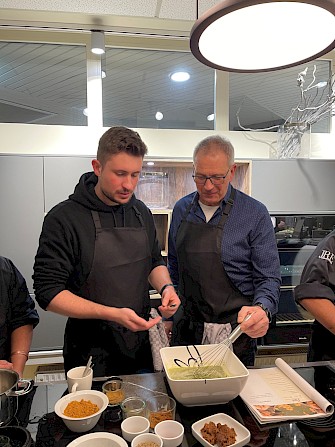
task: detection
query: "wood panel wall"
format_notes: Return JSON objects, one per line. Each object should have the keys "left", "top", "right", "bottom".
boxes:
{"left": 136, "top": 161, "right": 251, "bottom": 209}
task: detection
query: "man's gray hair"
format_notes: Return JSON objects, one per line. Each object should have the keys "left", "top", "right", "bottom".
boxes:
{"left": 193, "top": 135, "right": 235, "bottom": 166}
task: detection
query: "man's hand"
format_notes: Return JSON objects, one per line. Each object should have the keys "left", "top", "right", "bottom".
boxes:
{"left": 237, "top": 305, "right": 270, "bottom": 338}
{"left": 158, "top": 287, "right": 181, "bottom": 319}
{"left": 112, "top": 308, "right": 162, "bottom": 331}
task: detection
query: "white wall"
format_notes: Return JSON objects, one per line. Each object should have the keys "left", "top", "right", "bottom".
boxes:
{"left": 1, "top": 123, "right": 334, "bottom": 160}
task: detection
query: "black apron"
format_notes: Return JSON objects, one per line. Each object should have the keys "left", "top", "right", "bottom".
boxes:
{"left": 63, "top": 207, "right": 154, "bottom": 376}
{"left": 172, "top": 188, "right": 256, "bottom": 366}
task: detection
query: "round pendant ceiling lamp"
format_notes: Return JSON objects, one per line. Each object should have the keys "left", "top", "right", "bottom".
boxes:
{"left": 190, "top": 0, "right": 335, "bottom": 72}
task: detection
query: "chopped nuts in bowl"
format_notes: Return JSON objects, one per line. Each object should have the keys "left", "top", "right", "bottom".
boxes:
{"left": 131, "top": 432, "right": 163, "bottom": 447}
{"left": 54, "top": 390, "right": 109, "bottom": 433}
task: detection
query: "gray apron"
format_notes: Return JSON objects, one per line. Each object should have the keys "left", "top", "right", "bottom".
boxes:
{"left": 172, "top": 188, "right": 256, "bottom": 365}
{"left": 63, "top": 207, "right": 153, "bottom": 376}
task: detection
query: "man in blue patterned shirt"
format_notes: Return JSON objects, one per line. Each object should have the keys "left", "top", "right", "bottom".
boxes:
{"left": 167, "top": 135, "right": 281, "bottom": 365}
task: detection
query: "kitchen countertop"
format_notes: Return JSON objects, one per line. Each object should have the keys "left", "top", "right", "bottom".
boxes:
{"left": 17, "top": 361, "right": 335, "bottom": 447}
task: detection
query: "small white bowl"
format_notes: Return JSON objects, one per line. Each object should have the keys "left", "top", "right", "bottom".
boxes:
{"left": 54, "top": 390, "right": 109, "bottom": 433}
{"left": 67, "top": 432, "right": 128, "bottom": 447}
{"left": 154, "top": 420, "right": 184, "bottom": 447}
{"left": 131, "top": 432, "right": 163, "bottom": 447}
{"left": 121, "top": 416, "right": 150, "bottom": 442}
{"left": 191, "top": 413, "right": 251, "bottom": 447}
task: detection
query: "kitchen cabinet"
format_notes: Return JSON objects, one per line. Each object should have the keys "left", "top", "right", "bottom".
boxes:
{"left": 251, "top": 159, "right": 335, "bottom": 213}
{"left": 0, "top": 154, "right": 68, "bottom": 353}
{"left": 0, "top": 155, "right": 44, "bottom": 292}
{"left": 44, "top": 156, "right": 92, "bottom": 212}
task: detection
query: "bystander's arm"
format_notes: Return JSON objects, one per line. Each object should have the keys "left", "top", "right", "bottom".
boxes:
{"left": 300, "top": 298, "right": 335, "bottom": 335}
{"left": 10, "top": 324, "right": 34, "bottom": 377}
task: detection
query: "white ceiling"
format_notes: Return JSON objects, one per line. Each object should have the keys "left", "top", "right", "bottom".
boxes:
{"left": 0, "top": 0, "right": 333, "bottom": 131}
{"left": 0, "top": 0, "right": 220, "bottom": 21}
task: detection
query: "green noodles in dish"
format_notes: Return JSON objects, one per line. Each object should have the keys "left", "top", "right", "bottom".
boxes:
{"left": 167, "top": 365, "right": 230, "bottom": 380}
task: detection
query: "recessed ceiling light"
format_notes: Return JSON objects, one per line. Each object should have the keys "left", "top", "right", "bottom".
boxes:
{"left": 170, "top": 71, "right": 190, "bottom": 82}
{"left": 155, "top": 111, "right": 164, "bottom": 121}
{"left": 147, "top": 161, "right": 155, "bottom": 166}
{"left": 207, "top": 113, "right": 215, "bottom": 121}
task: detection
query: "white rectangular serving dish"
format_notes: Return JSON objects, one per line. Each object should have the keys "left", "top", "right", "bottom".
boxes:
{"left": 160, "top": 344, "right": 249, "bottom": 406}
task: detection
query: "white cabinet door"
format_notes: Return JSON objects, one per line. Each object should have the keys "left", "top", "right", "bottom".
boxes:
{"left": 0, "top": 155, "right": 44, "bottom": 292}
{"left": 251, "top": 159, "right": 335, "bottom": 214}
{"left": 44, "top": 156, "right": 93, "bottom": 212}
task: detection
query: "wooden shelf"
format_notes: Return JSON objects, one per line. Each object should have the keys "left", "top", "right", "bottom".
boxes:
{"left": 151, "top": 209, "right": 172, "bottom": 255}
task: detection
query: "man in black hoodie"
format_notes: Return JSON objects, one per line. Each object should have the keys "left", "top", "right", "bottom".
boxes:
{"left": 33, "top": 126, "right": 180, "bottom": 376}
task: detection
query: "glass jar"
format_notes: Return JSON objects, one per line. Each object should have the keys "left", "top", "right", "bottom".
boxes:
{"left": 136, "top": 171, "right": 169, "bottom": 209}
{"left": 102, "top": 378, "right": 125, "bottom": 407}
{"left": 121, "top": 396, "right": 146, "bottom": 419}
{"left": 146, "top": 395, "right": 176, "bottom": 429}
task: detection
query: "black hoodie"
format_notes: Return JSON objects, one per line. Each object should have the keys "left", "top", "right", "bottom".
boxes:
{"left": 33, "top": 172, "right": 164, "bottom": 310}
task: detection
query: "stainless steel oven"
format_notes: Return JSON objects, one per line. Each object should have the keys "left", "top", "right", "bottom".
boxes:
{"left": 259, "top": 213, "right": 335, "bottom": 350}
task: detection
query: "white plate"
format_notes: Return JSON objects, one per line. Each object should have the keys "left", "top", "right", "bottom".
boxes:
{"left": 192, "top": 413, "right": 251, "bottom": 447}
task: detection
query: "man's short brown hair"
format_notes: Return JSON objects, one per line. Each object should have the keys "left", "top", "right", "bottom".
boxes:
{"left": 97, "top": 126, "right": 148, "bottom": 165}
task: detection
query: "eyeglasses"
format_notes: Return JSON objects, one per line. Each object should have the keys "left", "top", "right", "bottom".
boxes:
{"left": 192, "top": 168, "right": 230, "bottom": 185}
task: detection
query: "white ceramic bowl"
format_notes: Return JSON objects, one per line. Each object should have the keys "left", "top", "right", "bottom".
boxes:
{"left": 191, "top": 413, "right": 251, "bottom": 447}
{"left": 67, "top": 432, "right": 128, "bottom": 447}
{"left": 160, "top": 344, "right": 249, "bottom": 406}
{"left": 54, "top": 390, "right": 109, "bottom": 433}
{"left": 131, "top": 432, "right": 163, "bottom": 447}
{"left": 121, "top": 416, "right": 150, "bottom": 442}
{"left": 154, "top": 420, "right": 184, "bottom": 447}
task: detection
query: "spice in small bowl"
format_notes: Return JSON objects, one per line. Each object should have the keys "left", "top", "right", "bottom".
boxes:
{"left": 131, "top": 432, "right": 163, "bottom": 447}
